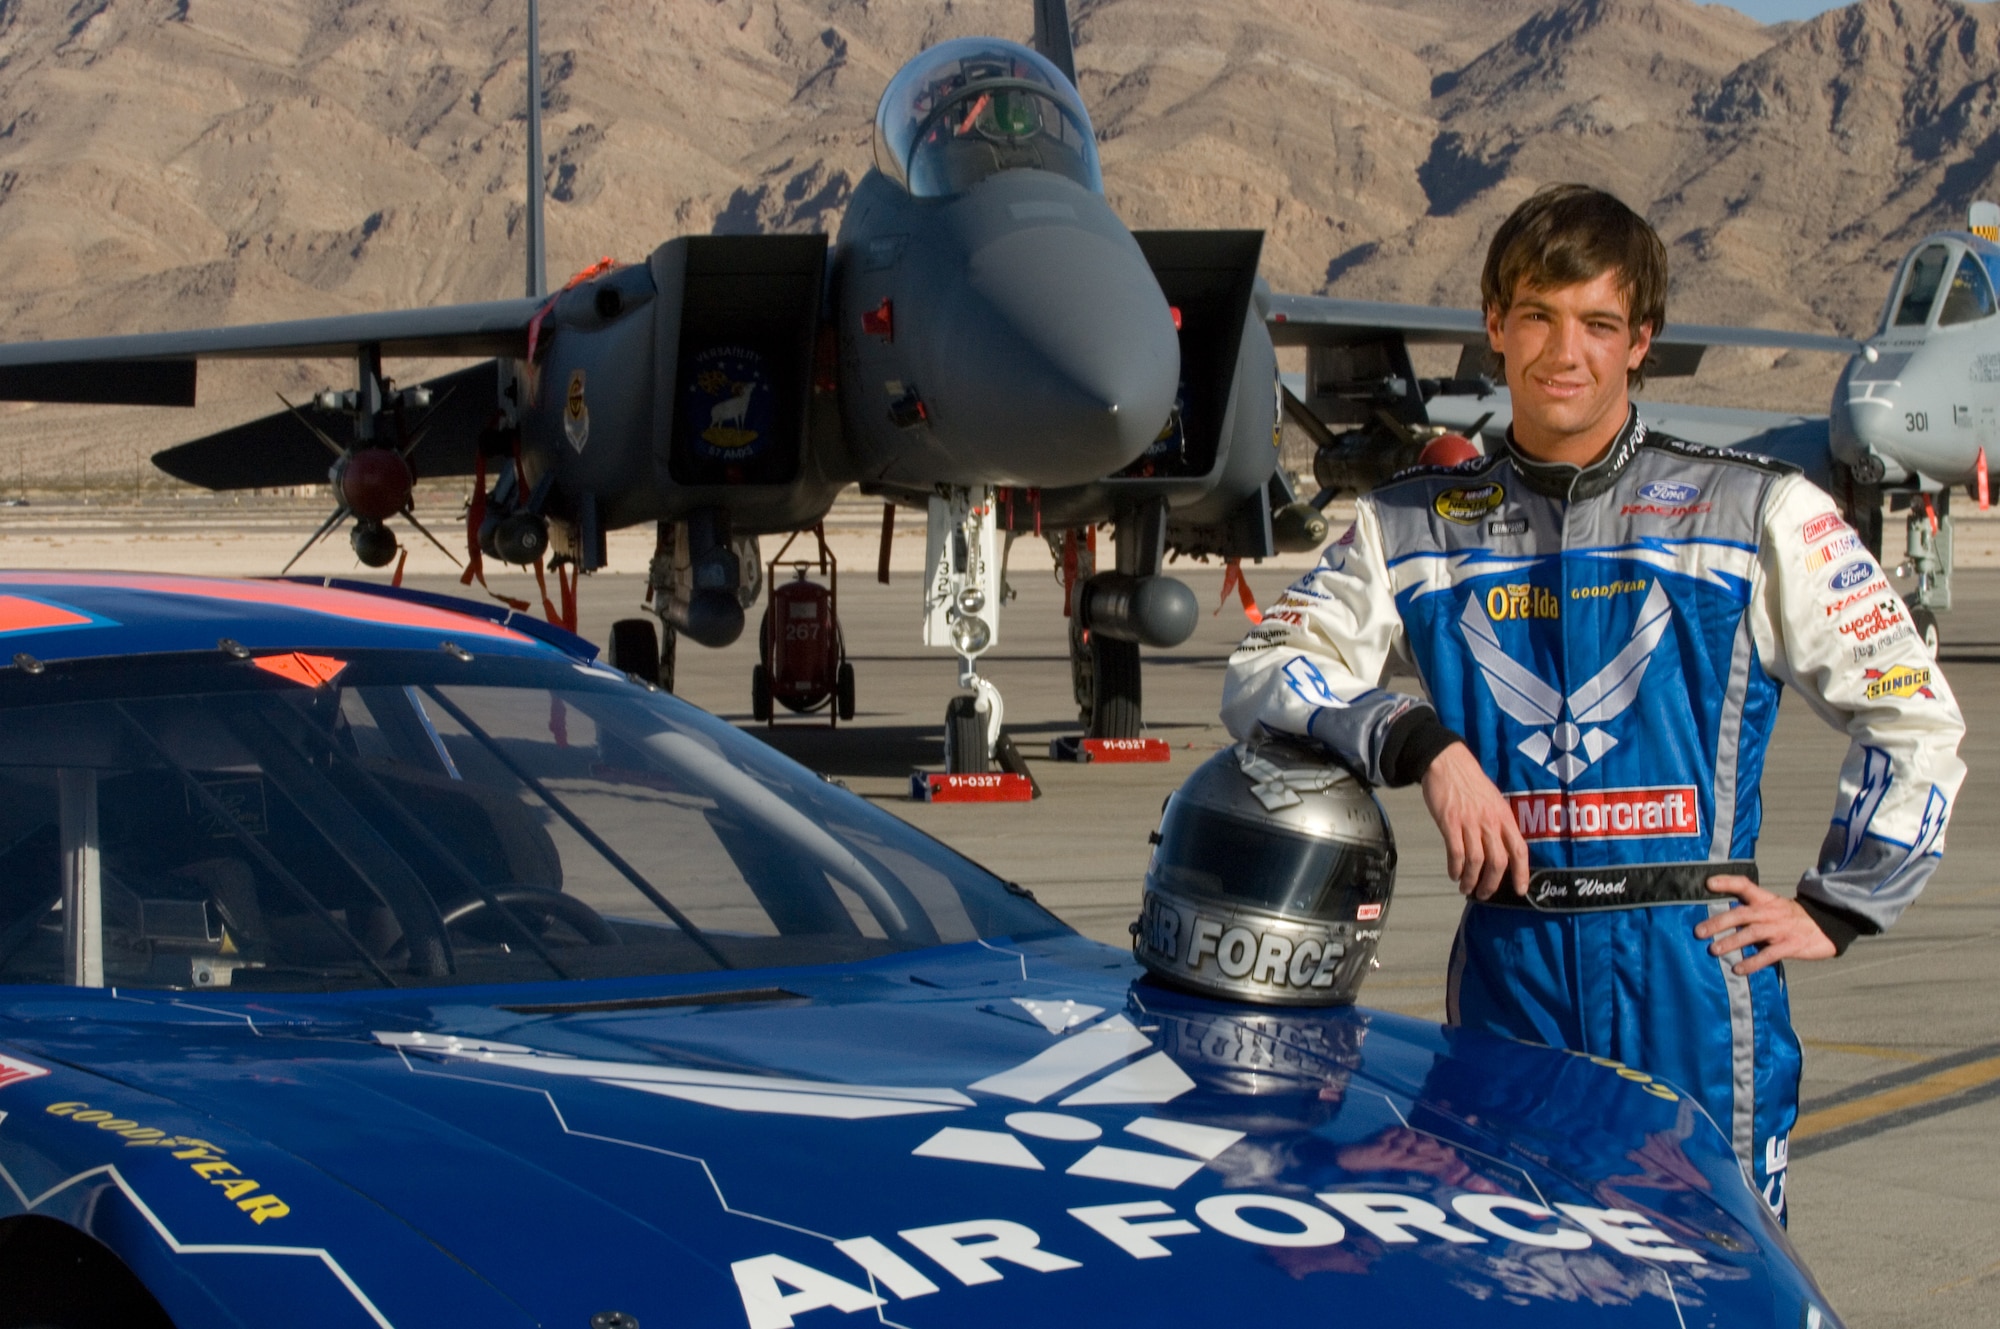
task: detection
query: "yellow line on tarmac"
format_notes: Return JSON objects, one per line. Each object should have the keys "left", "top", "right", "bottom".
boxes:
{"left": 1928, "top": 1256, "right": 2000, "bottom": 1297}
{"left": 1793, "top": 1056, "right": 2000, "bottom": 1140}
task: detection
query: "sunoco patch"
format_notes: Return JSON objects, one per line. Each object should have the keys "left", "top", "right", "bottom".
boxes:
{"left": 1434, "top": 484, "right": 1505, "bottom": 525}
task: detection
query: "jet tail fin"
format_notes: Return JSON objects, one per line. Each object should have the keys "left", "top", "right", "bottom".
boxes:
{"left": 1032, "top": 0, "right": 1077, "bottom": 87}
{"left": 1970, "top": 200, "right": 1999, "bottom": 243}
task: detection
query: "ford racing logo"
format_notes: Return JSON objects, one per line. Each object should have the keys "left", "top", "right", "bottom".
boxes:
{"left": 1829, "top": 561, "right": 1875, "bottom": 592}
{"left": 1637, "top": 480, "right": 1700, "bottom": 504}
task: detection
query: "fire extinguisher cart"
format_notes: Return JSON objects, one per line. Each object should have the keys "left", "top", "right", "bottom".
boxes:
{"left": 752, "top": 523, "right": 855, "bottom": 726}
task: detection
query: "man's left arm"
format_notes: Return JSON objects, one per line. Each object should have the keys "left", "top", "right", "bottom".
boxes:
{"left": 1705, "top": 474, "right": 1969, "bottom": 973}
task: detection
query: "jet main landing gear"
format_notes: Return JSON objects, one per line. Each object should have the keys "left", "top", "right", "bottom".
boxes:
{"left": 1064, "top": 499, "right": 1198, "bottom": 739}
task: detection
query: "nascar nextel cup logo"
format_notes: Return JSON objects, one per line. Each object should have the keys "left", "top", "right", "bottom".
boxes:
{"left": 1433, "top": 484, "right": 1505, "bottom": 525}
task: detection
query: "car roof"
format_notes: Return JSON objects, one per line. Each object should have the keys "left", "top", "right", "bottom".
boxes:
{"left": 0, "top": 571, "right": 596, "bottom": 665}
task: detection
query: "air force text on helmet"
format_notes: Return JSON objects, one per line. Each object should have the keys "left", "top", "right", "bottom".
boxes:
{"left": 1138, "top": 894, "right": 1348, "bottom": 993}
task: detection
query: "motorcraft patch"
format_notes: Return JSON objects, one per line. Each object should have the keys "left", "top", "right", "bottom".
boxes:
{"left": 1508, "top": 787, "right": 1699, "bottom": 841}
{"left": 1433, "top": 484, "right": 1505, "bottom": 525}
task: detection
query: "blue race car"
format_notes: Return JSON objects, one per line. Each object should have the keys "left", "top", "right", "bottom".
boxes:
{"left": 0, "top": 572, "right": 1837, "bottom": 1327}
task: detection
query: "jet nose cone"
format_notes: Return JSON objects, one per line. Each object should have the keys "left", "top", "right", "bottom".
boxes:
{"left": 923, "top": 225, "right": 1179, "bottom": 487}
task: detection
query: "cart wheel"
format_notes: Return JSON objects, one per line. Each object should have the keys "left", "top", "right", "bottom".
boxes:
{"left": 944, "top": 695, "right": 989, "bottom": 774}
{"left": 836, "top": 661, "right": 856, "bottom": 721}
{"left": 1086, "top": 634, "right": 1142, "bottom": 738}
{"left": 609, "top": 618, "right": 661, "bottom": 684}
{"left": 751, "top": 664, "right": 773, "bottom": 723}
{"left": 1910, "top": 606, "right": 1940, "bottom": 655}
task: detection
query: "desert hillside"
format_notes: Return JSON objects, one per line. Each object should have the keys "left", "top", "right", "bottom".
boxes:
{"left": 0, "top": 0, "right": 1994, "bottom": 486}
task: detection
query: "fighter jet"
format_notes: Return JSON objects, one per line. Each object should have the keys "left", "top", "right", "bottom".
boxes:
{"left": 1818, "top": 201, "right": 2000, "bottom": 649}
{"left": 0, "top": 0, "right": 1297, "bottom": 775}
{"left": 0, "top": 0, "right": 1859, "bottom": 772}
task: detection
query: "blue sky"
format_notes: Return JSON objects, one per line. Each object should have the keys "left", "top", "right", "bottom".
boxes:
{"left": 1707, "top": 0, "right": 1853, "bottom": 21}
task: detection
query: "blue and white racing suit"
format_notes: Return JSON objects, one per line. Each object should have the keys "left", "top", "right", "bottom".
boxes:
{"left": 1221, "top": 410, "right": 1967, "bottom": 1217}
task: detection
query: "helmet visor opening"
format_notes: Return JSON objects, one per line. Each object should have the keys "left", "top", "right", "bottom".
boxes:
{"left": 1149, "top": 803, "right": 1388, "bottom": 918}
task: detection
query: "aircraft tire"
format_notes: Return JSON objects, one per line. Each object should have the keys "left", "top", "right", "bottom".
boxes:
{"left": 751, "top": 665, "right": 773, "bottom": 722}
{"left": 1911, "top": 607, "right": 1940, "bottom": 655}
{"left": 945, "top": 695, "right": 990, "bottom": 774}
{"left": 1068, "top": 615, "right": 1093, "bottom": 724}
{"left": 1087, "top": 635, "right": 1142, "bottom": 739}
{"left": 836, "top": 661, "right": 856, "bottom": 721}
{"left": 609, "top": 618, "right": 661, "bottom": 683}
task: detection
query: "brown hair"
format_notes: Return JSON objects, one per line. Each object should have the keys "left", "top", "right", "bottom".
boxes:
{"left": 1480, "top": 184, "right": 1668, "bottom": 386}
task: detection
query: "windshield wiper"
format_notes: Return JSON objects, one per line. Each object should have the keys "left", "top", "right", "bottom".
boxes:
{"left": 110, "top": 702, "right": 399, "bottom": 989}
{"left": 421, "top": 688, "right": 734, "bottom": 971}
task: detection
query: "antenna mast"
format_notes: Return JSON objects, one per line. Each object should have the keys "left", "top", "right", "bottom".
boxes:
{"left": 525, "top": 0, "right": 548, "bottom": 298}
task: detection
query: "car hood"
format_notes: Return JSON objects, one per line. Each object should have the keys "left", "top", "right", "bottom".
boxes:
{"left": 0, "top": 936, "right": 1828, "bottom": 1327}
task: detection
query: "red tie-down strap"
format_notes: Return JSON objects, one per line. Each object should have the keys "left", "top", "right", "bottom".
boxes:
{"left": 1977, "top": 447, "right": 1990, "bottom": 511}
{"left": 1218, "top": 558, "right": 1262, "bottom": 624}
{"left": 459, "top": 449, "right": 531, "bottom": 612}
{"left": 532, "top": 556, "right": 580, "bottom": 633}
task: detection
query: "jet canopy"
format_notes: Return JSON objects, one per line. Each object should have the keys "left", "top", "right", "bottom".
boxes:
{"left": 873, "top": 38, "right": 1102, "bottom": 199}
{"left": 1887, "top": 236, "right": 2000, "bottom": 330}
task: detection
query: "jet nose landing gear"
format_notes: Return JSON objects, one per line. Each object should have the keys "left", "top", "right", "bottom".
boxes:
{"left": 925, "top": 487, "right": 1034, "bottom": 794}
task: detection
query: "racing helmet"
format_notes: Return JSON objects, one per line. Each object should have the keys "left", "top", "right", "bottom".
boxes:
{"left": 1133, "top": 741, "right": 1396, "bottom": 1006}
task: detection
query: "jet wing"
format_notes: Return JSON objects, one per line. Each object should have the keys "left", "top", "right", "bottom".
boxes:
{"left": 0, "top": 297, "right": 543, "bottom": 405}
{"left": 1263, "top": 292, "right": 1859, "bottom": 377}
{"left": 1424, "top": 390, "right": 1833, "bottom": 488}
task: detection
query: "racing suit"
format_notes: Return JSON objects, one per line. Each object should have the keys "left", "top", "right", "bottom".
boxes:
{"left": 1221, "top": 410, "right": 1966, "bottom": 1217}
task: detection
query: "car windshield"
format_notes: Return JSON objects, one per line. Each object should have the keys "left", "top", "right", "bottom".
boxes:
{"left": 0, "top": 650, "right": 1060, "bottom": 993}
{"left": 873, "top": 38, "right": 1101, "bottom": 198}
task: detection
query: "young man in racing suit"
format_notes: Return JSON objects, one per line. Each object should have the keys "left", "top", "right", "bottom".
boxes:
{"left": 1221, "top": 185, "right": 1966, "bottom": 1219}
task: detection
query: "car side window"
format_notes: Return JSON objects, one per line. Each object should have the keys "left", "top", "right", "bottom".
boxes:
{"left": 1939, "top": 252, "right": 1997, "bottom": 326}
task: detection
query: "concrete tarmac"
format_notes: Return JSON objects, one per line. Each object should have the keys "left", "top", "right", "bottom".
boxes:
{"left": 397, "top": 552, "right": 1989, "bottom": 1328}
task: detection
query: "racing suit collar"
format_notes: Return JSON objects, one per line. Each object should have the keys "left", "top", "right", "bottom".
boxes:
{"left": 1502, "top": 407, "right": 1647, "bottom": 501}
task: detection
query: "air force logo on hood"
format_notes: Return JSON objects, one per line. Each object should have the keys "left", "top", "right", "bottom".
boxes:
{"left": 378, "top": 999, "right": 1228, "bottom": 1190}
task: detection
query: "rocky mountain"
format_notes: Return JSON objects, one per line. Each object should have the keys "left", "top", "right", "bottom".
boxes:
{"left": 0, "top": 0, "right": 1996, "bottom": 485}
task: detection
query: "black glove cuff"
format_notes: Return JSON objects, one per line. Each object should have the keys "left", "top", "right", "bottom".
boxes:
{"left": 1797, "top": 895, "right": 1874, "bottom": 957}
{"left": 1379, "top": 707, "right": 1464, "bottom": 788}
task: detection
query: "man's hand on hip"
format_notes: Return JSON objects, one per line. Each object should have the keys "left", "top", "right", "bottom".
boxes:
{"left": 1694, "top": 876, "right": 1837, "bottom": 976}
{"left": 1419, "top": 742, "right": 1530, "bottom": 900}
